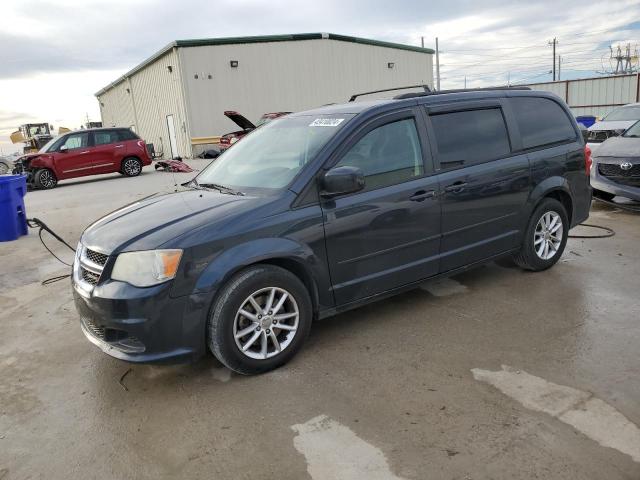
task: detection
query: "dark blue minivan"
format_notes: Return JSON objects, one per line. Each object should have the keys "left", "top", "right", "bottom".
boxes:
{"left": 73, "top": 88, "right": 592, "bottom": 374}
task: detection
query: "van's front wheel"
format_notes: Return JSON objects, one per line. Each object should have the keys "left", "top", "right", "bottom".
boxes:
{"left": 514, "top": 198, "right": 568, "bottom": 271}
{"left": 207, "top": 265, "right": 312, "bottom": 375}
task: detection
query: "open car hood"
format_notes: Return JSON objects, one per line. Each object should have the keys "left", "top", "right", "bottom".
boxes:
{"left": 224, "top": 111, "right": 256, "bottom": 130}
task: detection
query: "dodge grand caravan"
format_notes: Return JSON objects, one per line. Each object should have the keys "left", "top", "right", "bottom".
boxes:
{"left": 73, "top": 88, "right": 592, "bottom": 374}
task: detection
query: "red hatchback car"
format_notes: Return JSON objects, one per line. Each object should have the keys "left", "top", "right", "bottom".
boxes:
{"left": 13, "top": 128, "right": 152, "bottom": 189}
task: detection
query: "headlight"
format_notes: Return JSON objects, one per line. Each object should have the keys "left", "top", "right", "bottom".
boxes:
{"left": 111, "top": 249, "right": 183, "bottom": 287}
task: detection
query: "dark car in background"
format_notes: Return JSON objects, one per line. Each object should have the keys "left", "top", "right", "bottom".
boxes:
{"left": 13, "top": 128, "right": 151, "bottom": 189}
{"left": 219, "top": 111, "right": 291, "bottom": 150}
{"left": 591, "top": 119, "right": 640, "bottom": 201}
{"left": 73, "top": 88, "right": 591, "bottom": 375}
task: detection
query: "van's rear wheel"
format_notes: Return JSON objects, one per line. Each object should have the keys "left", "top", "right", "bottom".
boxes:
{"left": 34, "top": 168, "right": 58, "bottom": 189}
{"left": 514, "top": 198, "right": 568, "bottom": 271}
{"left": 121, "top": 157, "right": 142, "bottom": 177}
{"left": 207, "top": 265, "right": 312, "bottom": 375}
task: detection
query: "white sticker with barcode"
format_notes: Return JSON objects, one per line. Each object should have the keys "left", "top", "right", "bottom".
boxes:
{"left": 309, "top": 118, "right": 344, "bottom": 127}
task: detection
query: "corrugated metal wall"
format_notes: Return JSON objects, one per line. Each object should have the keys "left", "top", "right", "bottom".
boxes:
{"left": 181, "top": 38, "right": 433, "bottom": 140}
{"left": 98, "top": 38, "right": 432, "bottom": 158}
{"left": 97, "top": 49, "right": 190, "bottom": 159}
{"left": 524, "top": 74, "right": 640, "bottom": 118}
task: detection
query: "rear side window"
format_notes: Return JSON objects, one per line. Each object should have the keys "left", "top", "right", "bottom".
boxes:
{"left": 510, "top": 97, "right": 576, "bottom": 149}
{"left": 94, "top": 130, "right": 119, "bottom": 146}
{"left": 118, "top": 129, "right": 139, "bottom": 141}
{"left": 430, "top": 108, "right": 511, "bottom": 169}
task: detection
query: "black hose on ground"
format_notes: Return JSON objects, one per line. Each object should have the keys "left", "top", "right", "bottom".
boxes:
{"left": 568, "top": 223, "right": 615, "bottom": 239}
{"left": 26, "top": 218, "right": 75, "bottom": 284}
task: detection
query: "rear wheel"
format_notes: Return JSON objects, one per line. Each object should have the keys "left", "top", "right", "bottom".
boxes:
{"left": 34, "top": 168, "right": 58, "bottom": 189}
{"left": 514, "top": 198, "right": 568, "bottom": 271}
{"left": 208, "top": 265, "right": 312, "bottom": 375}
{"left": 121, "top": 157, "right": 142, "bottom": 177}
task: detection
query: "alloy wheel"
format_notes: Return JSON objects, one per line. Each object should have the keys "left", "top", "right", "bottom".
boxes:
{"left": 534, "top": 211, "right": 563, "bottom": 260}
{"left": 124, "top": 158, "right": 141, "bottom": 176}
{"left": 233, "top": 287, "right": 299, "bottom": 360}
{"left": 0, "top": 162, "right": 8, "bottom": 175}
{"left": 40, "top": 170, "right": 56, "bottom": 188}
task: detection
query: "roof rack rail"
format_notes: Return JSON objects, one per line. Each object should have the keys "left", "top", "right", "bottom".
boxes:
{"left": 349, "top": 84, "right": 431, "bottom": 102}
{"left": 393, "top": 85, "right": 531, "bottom": 100}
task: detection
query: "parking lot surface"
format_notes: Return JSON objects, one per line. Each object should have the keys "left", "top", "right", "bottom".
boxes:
{"left": 1, "top": 162, "right": 639, "bottom": 479}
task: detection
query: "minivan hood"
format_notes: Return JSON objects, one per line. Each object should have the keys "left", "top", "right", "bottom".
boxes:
{"left": 588, "top": 120, "right": 636, "bottom": 132}
{"left": 81, "top": 189, "right": 263, "bottom": 253}
{"left": 594, "top": 136, "right": 640, "bottom": 158}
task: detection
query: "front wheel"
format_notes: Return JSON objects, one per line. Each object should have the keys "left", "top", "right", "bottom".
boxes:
{"left": 514, "top": 198, "right": 568, "bottom": 271}
{"left": 34, "top": 168, "right": 58, "bottom": 189}
{"left": 208, "top": 265, "right": 312, "bottom": 375}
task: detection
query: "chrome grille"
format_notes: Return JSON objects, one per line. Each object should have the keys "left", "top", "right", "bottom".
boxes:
{"left": 85, "top": 248, "right": 108, "bottom": 267}
{"left": 74, "top": 245, "right": 110, "bottom": 291}
{"left": 81, "top": 268, "right": 100, "bottom": 285}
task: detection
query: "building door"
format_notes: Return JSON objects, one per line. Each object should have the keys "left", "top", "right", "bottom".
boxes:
{"left": 166, "top": 114, "right": 178, "bottom": 159}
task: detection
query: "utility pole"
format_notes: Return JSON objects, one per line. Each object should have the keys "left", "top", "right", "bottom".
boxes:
{"left": 464, "top": 76, "right": 467, "bottom": 89}
{"left": 421, "top": 36, "right": 424, "bottom": 48}
{"left": 548, "top": 38, "right": 557, "bottom": 81}
{"left": 558, "top": 55, "right": 561, "bottom": 80}
{"left": 435, "top": 37, "right": 441, "bottom": 91}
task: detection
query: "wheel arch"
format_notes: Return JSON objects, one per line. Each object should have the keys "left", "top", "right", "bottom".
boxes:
{"left": 193, "top": 238, "right": 325, "bottom": 320}
{"left": 525, "top": 176, "right": 574, "bottom": 228}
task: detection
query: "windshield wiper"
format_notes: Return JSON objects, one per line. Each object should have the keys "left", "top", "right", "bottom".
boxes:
{"left": 197, "top": 182, "right": 244, "bottom": 196}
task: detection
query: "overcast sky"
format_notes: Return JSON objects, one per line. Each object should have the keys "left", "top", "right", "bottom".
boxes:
{"left": 1, "top": 0, "right": 638, "bottom": 155}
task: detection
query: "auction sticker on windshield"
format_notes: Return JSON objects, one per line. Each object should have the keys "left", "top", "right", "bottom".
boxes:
{"left": 309, "top": 118, "right": 344, "bottom": 127}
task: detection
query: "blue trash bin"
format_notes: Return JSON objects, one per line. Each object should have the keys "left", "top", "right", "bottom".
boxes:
{"left": 0, "top": 175, "right": 28, "bottom": 242}
{"left": 576, "top": 116, "right": 596, "bottom": 128}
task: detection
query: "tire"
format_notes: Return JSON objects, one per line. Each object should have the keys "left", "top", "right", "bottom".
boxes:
{"left": 121, "top": 157, "right": 142, "bottom": 177}
{"left": 593, "top": 189, "right": 615, "bottom": 201}
{"left": 513, "top": 198, "right": 568, "bottom": 271}
{"left": 33, "top": 168, "right": 58, "bottom": 189}
{"left": 208, "top": 265, "right": 312, "bottom": 375}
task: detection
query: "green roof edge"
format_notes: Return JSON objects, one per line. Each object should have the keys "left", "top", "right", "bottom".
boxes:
{"left": 95, "top": 33, "right": 433, "bottom": 96}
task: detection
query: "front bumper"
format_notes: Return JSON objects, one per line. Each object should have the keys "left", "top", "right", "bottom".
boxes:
{"left": 72, "top": 247, "right": 210, "bottom": 363}
{"left": 590, "top": 158, "right": 640, "bottom": 201}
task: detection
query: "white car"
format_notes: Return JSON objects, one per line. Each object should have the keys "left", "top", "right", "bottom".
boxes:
{"left": 587, "top": 103, "right": 640, "bottom": 153}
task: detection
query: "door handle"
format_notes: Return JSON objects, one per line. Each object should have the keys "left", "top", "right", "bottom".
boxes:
{"left": 444, "top": 182, "right": 467, "bottom": 193}
{"left": 410, "top": 190, "right": 436, "bottom": 202}
{"left": 115, "top": 145, "right": 124, "bottom": 148}
{"left": 79, "top": 150, "right": 90, "bottom": 154}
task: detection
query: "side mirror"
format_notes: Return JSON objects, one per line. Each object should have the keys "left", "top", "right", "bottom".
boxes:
{"left": 320, "top": 166, "right": 365, "bottom": 198}
{"left": 59, "top": 145, "right": 68, "bottom": 153}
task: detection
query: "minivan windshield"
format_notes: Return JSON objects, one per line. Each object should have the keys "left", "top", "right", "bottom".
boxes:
{"left": 602, "top": 106, "right": 640, "bottom": 121}
{"left": 195, "top": 114, "right": 353, "bottom": 191}
{"left": 622, "top": 120, "right": 640, "bottom": 137}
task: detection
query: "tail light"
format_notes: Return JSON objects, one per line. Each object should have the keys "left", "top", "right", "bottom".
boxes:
{"left": 584, "top": 145, "right": 592, "bottom": 175}
{"left": 137, "top": 140, "right": 145, "bottom": 148}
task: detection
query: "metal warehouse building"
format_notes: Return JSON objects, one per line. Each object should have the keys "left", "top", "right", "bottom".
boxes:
{"left": 96, "top": 33, "right": 434, "bottom": 159}
{"left": 524, "top": 73, "right": 640, "bottom": 118}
